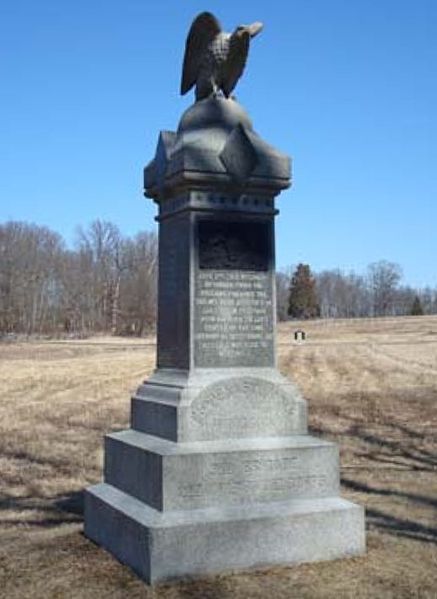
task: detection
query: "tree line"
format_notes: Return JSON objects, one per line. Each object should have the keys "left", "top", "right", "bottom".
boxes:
{"left": 1, "top": 221, "right": 436, "bottom": 336}
{"left": 277, "top": 262, "right": 437, "bottom": 321}
{"left": 0, "top": 220, "right": 157, "bottom": 336}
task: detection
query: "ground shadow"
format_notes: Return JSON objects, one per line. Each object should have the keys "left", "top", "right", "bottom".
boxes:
{"left": 365, "top": 507, "right": 437, "bottom": 545}
{"left": 310, "top": 412, "right": 437, "bottom": 473}
{"left": 341, "top": 477, "right": 437, "bottom": 545}
{"left": 341, "top": 477, "right": 437, "bottom": 510}
{"left": 55, "top": 490, "right": 84, "bottom": 516}
{"left": 310, "top": 392, "right": 437, "bottom": 546}
{"left": 0, "top": 489, "right": 84, "bottom": 528}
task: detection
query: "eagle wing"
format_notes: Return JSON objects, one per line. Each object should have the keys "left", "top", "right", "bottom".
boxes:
{"left": 180, "top": 12, "right": 222, "bottom": 95}
{"left": 221, "top": 30, "right": 250, "bottom": 98}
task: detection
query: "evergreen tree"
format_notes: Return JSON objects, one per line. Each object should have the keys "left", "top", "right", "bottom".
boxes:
{"left": 410, "top": 295, "right": 424, "bottom": 316}
{"left": 287, "top": 263, "right": 320, "bottom": 319}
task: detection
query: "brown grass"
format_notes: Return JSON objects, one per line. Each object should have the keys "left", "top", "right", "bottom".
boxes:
{"left": 1, "top": 317, "right": 436, "bottom": 598}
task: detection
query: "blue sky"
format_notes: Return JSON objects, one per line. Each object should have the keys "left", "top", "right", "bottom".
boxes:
{"left": 1, "top": 1, "right": 436, "bottom": 287}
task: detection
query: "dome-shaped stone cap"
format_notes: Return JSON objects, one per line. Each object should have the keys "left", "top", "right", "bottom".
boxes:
{"left": 144, "top": 97, "right": 291, "bottom": 199}
{"left": 177, "top": 97, "right": 253, "bottom": 134}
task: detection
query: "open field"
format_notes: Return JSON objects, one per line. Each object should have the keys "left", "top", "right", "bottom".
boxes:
{"left": 0, "top": 316, "right": 436, "bottom": 598}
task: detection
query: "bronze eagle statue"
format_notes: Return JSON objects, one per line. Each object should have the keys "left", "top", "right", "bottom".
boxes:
{"left": 181, "top": 12, "right": 263, "bottom": 102}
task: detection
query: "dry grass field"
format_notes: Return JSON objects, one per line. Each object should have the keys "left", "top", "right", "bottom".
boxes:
{"left": 0, "top": 316, "right": 436, "bottom": 598}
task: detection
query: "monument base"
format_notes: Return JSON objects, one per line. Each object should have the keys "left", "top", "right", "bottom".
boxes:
{"left": 85, "top": 428, "right": 365, "bottom": 583}
{"left": 85, "top": 483, "right": 365, "bottom": 584}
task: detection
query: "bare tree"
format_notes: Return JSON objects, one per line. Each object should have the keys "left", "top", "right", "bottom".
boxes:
{"left": 316, "top": 270, "right": 371, "bottom": 318}
{"left": 0, "top": 222, "right": 64, "bottom": 333}
{"left": 2, "top": 219, "right": 436, "bottom": 336}
{"left": 0, "top": 220, "right": 158, "bottom": 337}
{"left": 276, "top": 266, "right": 293, "bottom": 322}
{"left": 118, "top": 231, "right": 158, "bottom": 335}
{"left": 367, "top": 260, "right": 402, "bottom": 316}
{"left": 76, "top": 220, "right": 123, "bottom": 332}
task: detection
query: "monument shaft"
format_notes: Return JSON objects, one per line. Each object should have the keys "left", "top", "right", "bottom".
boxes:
{"left": 157, "top": 202, "right": 275, "bottom": 371}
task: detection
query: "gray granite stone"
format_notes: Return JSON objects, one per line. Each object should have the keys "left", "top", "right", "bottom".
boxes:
{"left": 85, "top": 483, "right": 365, "bottom": 584}
{"left": 84, "top": 91, "right": 365, "bottom": 583}
{"left": 131, "top": 368, "right": 307, "bottom": 442}
{"left": 104, "top": 431, "right": 340, "bottom": 511}
{"left": 156, "top": 214, "right": 191, "bottom": 370}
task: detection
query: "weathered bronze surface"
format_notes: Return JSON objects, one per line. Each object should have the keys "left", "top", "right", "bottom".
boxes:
{"left": 181, "top": 12, "right": 263, "bottom": 102}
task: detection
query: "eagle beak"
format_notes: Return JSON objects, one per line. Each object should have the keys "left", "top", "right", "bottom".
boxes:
{"left": 248, "top": 21, "right": 263, "bottom": 38}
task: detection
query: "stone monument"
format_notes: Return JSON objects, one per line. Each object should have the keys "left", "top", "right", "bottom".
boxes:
{"left": 84, "top": 12, "right": 365, "bottom": 583}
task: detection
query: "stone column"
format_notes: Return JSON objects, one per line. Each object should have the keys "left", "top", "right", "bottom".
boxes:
{"left": 132, "top": 98, "right": 307, "bottom": 443}
{"left": 84, "top": 98, "right": 365, "bottom": 584}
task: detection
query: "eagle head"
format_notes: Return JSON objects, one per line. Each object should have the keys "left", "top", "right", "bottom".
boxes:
{"left": 233, "top": 22, "right": 263, "bottom": 39}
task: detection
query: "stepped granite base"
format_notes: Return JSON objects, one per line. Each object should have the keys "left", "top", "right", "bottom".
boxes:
{"left": 85, "top": 483, "right": 364, "bottom": 583}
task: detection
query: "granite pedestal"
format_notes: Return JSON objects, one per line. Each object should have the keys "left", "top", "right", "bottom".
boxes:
{"left": 84, "top": 97, "right": 365, "bottom": 583}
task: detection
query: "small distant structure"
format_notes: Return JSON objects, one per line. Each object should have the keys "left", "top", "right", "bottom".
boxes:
{"left": 294, "top": 329, "right": 306, "bottom": 342}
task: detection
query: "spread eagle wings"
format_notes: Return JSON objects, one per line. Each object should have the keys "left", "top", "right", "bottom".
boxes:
{"left": 180, "top": 12, "right": 222, "bottom": 95}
